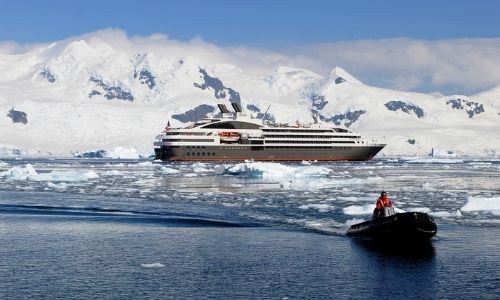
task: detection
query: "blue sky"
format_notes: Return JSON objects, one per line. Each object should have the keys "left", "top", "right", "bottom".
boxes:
{"left": 1, "top": 0, "right": 500, "bottom": 46}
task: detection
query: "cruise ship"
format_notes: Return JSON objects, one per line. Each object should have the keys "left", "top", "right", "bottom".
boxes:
{"left": 154, "top": 103, "right": 385, "bottom": 161}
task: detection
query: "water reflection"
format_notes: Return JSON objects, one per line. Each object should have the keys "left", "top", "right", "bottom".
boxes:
{"left": 350, "top": 239, "right": 437, "bottom": 299}
{"left": 352, "top": 239, "right": 436, "bottom": 259}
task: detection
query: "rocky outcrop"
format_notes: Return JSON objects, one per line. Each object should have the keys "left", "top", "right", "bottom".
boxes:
{"left": 7, "top": 108, "right": 28, "bottom": 124}
{"left": 446, "top": 98, "right": 484, "bottom": 118}
{"left": 194, "top": 68, "right": 240, "bottom": 105}
{"left": 134, "top": 68, "right": 156, "bottom": 89}
{"left": 318, "top": 110, "right": 366, "bottom": 127}
{"left": 89, "top": 76, "right": 134, "bottom": 102}
{"left": 171, "top": 105, "right": 216, "bottom": 122}
{"left": 385, "top": 100, "right": 424, "bottom": 118}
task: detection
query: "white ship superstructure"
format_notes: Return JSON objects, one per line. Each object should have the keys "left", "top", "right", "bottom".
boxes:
{"left": 154, "top": 103, "right": 385, "bottom": 161}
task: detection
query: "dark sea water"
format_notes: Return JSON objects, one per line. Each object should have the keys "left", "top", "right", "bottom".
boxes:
{"left": 0, "top": 158, "right": 499, "bottom": 299}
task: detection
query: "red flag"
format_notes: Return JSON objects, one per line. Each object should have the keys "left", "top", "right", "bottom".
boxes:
{"left": 163, "top": 121, "right": 171, "bottom": 132}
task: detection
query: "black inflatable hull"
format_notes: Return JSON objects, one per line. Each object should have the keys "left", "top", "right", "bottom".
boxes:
{"left": 346, "top": 212, "right": 437, "bottom": 241}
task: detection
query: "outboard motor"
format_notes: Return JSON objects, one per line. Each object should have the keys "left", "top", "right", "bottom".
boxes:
{"left": 383, "top": 207, "right": 395, "bottom": 217}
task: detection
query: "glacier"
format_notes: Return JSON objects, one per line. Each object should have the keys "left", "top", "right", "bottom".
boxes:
{"left": 0, "top": 31, "right": 499, "bottom": 157}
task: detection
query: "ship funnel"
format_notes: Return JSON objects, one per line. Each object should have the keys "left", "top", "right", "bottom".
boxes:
{"left": 217, "top": 104, "right": 230, "bottom": 114}
{"left": 231, "top": 102, "right": 242, "bottom": 113}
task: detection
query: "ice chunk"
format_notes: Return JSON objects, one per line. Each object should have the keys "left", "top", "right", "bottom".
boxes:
{"left": 1, "top": 164, "right": 38, "bottom": 180}
{"left": 2, "top": 164, "right": 98, "bottom": 182}
{"left": 192, "top": 162, "right": 212, "bottom": 173}
{"left": 431, "top": 210, "right": 462, "bottom": 218}
{"left": 342, "top": 204, "right": 374, "bottom": 215}
{"left": 140, "top": 263, "right": 165, "bottom": 268}
{"left": 47, "top": 182, "right": 68, "bottom": 190}
{"left": 84, "top": 170, "right": 99, "bottom": 179}
{"left": 223, "top": 162, "right": 331, "bottom": 178}
{"left": 298, "top": 203, "right": 334, "bottom": 212}
{"left": 461, "top": 196, "right": 500, "bottom": 213}
{"left": 159, "top": 166, "right": 180, "bottom": 174}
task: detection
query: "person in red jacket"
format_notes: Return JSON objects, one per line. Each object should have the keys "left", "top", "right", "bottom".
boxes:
{"left": 373, "top": 191, "right": 394, "bottom": 219}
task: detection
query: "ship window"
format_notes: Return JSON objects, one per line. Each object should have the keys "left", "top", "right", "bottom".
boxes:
{"left": 187, "top": 153, "right": 191, "bottom": 156}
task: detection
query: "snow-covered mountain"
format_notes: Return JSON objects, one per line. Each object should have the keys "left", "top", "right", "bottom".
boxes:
{"left": 1, "top": 32, "right": 499, "bottom": 157}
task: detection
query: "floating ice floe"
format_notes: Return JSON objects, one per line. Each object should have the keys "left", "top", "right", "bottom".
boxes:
{"left": 159, "top": 166, "right": 180, "bottom": 174}
{"left": 223, "top": 162, "right": 331, "bottom": 178}
{"left": 406, "top": 158, "right": 464, "bottom": 164}
{"left": 140, "top": 263, "right": 165, "bottom": 268}
{"left": 430, "top": 210, "right": 462, "bottom": 218}
{"left": 342, "top": 204, "right": 374, "bottom": 215}
{"left": 298, "top": 203, "right": 335, "bottom": 212}
{"left": 1, "top": 164, "right": 99, "bottom": 182}
{"left": 47, "top": 182, "right": 68, "bottom": 190}
{"left": 461, "top": 196, "right": 500, "bottom": 215}
{"left": 1, "top": 164, "right": 38, "bottom": 180}
{"left": 192, "top": 162, "right": 212, "bottom": 173}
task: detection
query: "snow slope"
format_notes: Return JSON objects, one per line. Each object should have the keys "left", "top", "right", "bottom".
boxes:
{"left": 1, "top": 32, "right": 499, "bottom": 157}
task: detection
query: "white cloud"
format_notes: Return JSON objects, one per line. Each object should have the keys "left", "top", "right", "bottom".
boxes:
{"left": 289, "top": 38, "right": 500, "bottom": 94}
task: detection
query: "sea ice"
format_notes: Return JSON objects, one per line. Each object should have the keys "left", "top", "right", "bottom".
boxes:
{"left": 406, "top": 158, "right": 464, "bottom": 164}
{"left": 431, "top": 210, "right": 463, "bottom": 218}
{"left": 192, "top": 162, "right": 212, "bottom": 173}
{"left": 102, "top": 170, "right": 123, "bottom": 176}
{"left": 406, "top": 207, "right": 431, "bottom": 213}
{"left": 223, "top": 162, "right": 331, "bottom": 178}
{"left": 461, "top": 196, "right": 500, "bottom": 213}
{"left": 140, "top": 263, "right": 165, "bottom": 268}
{"left": 1, "top": 164, "right": 38, "bottom": 180}
{"left": 342, "top": 204, "right": 374, "bottom": 215}
{"left": 298, "top": 203, "right": 335, "bottom": 212}
{"left": 159, "top": 166, "right": 180, "bottom": 174}
{"left": 47, "top": 182, "right": 68, "bottom": 190}
{"left": 1, "top": 164, "right": 99, "bottom": 182}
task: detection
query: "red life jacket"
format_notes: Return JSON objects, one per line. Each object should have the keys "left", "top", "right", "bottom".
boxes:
{"left": 376, "top": 196, "right": 392, "bottom": 209}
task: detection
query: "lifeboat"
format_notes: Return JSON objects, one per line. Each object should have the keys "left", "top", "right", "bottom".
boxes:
{"left": 346, "top": 212, "right": 437, "bottom": 241}
{"left": 219, "top": 132, "right": 240, "bottom": 142}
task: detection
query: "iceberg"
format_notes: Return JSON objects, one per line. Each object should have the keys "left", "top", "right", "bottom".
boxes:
{"left": 461, "top": 196, "right": 500, "bottom": 214}
{"left": 223, "top": 162, "right": 331, "bottom": 179}
{"left": 1, "top": 164, "right": 99, "bottom": 182}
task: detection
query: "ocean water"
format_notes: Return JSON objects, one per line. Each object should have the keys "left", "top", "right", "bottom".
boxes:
{"left": 1, "top": 158, "right": 499, "bottom": 299}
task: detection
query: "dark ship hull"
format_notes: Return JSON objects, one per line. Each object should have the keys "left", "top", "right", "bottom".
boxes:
{"left": 154, "top": 144, "right": 384, "bottom": 161}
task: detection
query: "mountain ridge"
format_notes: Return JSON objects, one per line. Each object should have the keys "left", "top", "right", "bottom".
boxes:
{"left": 1, "top": 33, "right": 499, "bottom": 157}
